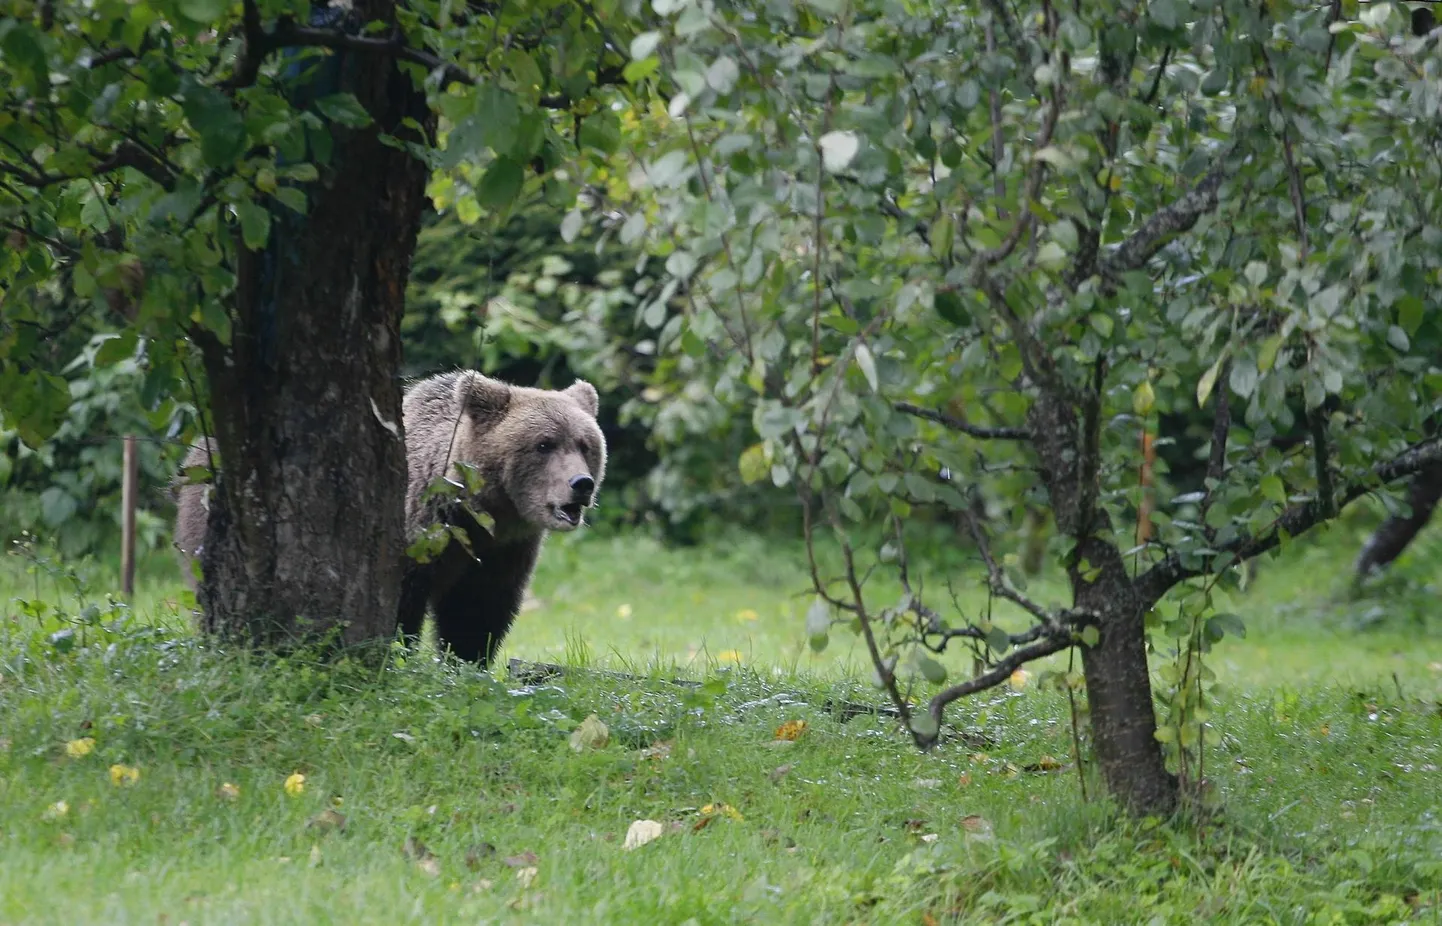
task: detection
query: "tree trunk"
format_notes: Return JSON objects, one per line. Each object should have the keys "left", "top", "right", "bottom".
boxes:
{"left": 1072, "top": 538, "right": 1178, "bottom": 817}
{"left": 1354, "top": 461, "right": 1442, "bottom": 578}
{"left": 191, "top": 8, "right": 435, "bottom": 648}
{"left": 1027, "top": 386, "right": 1178, "bottom": 816}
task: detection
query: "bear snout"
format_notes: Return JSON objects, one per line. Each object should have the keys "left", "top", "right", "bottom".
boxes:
{"left": 568, "top": 473, "right": 595, "bottom": 505}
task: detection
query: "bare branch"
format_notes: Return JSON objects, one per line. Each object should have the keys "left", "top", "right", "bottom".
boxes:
{"left": 926, "top": 630, "right": 1073, "bottom": 727}
{"left": 894, "top": 402, "right": 1031, "bottom": 440}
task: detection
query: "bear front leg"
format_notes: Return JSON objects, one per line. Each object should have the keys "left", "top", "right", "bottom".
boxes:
{"left": 396, "top": 561, "right": 431, "bottom": 644}
{"left": 431, "top": 543, "right": 540, "bottom": 667}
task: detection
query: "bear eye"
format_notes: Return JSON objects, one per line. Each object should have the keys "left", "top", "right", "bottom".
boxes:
{"left": 536, "top": 439, "right": 555, "bottom": 454}
{"left": 577, "top": 441, "right": 589, "bottom": 456}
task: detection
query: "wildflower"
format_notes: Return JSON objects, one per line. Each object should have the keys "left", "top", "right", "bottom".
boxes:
{"left": 615, "top": 603, "right": 633, "bottom": 619}
{"left": 109, "top": 764, "right": 140, "bottom": 787}
{"left": 284, "top": 772, "right": 306, "bottom": 796}
{"left": 718, "top": 650, "right": 743, "bottom": 664}
{"left": 217, "top": 782, "right": 241, "bottom": 801}
{"left": 735, "top": 608, "right": 759, "bottom": 623}
{"left": 43, "top": 800, "right": 69, "bottom": 821}
{"left": 65, "top": 737, "right": 95, "bottom": 759}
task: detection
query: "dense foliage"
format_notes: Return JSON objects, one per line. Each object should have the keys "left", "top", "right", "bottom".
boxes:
{"left": 559, "top": 0, "right": 1442, "bottom": 810}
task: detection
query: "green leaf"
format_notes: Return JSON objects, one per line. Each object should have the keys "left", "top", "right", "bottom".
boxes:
{"left": 630, "top": 31, "right": 662, "bottom": 60}
{"left": 935, "top": 289, "right": 970, "bottom": 326}
{"left": 505, "top": 48, "right": 544, "bottom": 97}
{"left": 908, "top": 711, "right": 940, "bottom": 740}
{"left": 984, "top": 625, "right": 1011, "bottom": 654}
{"left": 1, "top": 23, "right": 49, "bottom": 89}
{"left": 1149, "top": 0, "right": 1183, "bottom": 29}
{"left": 1257, "top": 335, "right": 1282, "bottom": 373}
{"left": 40, "top": 487, "right": 79, "bottom": 527}
{"left": 1228, "top": 355, "right": 1259, "bottom": 399}
{"left": 236, "top": 201, "right": 272, "bottom": 251}
{"left": 475, "top": 158, "right": 525, "bottom": 210}
{"left": 1132, "top": 381, "right": 1155, "bottom": 417}
{"left": 313, "top": 93, "right": 373, "bottom": 128}
{"left": 177, "top": 0, "right": 229, "bottom": 24}
{"left": 1079, "top": 625, "right": 1100, "bottom": 647}
{"left": 579, "top": 110, "right": 622, "bottom": 155}
{"left": 738, "top": 443, "right": 768, "bottom": 485}
{"left": 1397, "top": 296, "right": 1424, "bottom": 337}
{"left": 917, "top": 656, "right": 948, "bottom": 685}
{"left": 1036, "top": 241, "right": 1068, "bottom": 272}
{"left": 94, "top": 329, "right": 139, "bottom": 367}
{"left": 706, "top": 55, "right": 740, "bottom": 94}
{"left": 624, "top": 56, "right": 660, "bottom": 84}
{"left": 1260, "top": 474, "right": 1286, "bottom": 504}
{"left": 560, "top": 209, "right": 584, "bottom": 243}
{"left": 183, "top": 89, "right": 247, "bottom": 168}
{"left": 1386, "top": 325, "right": 1410, "bottom": 352}
{"left": 1205, "top": 611, "right": 1247, "bottom": 640}
{"left": 805, "top": 597, "right": 830, "bottom": 638}
{"left": 854, "top": 342, "right": 879, "bottom": 392}
{"left": 1049, "top": 219, "right": 1078, "bottom": 251}
{"left": 1197, "top": 352, "right": 1226, "bottom": 407}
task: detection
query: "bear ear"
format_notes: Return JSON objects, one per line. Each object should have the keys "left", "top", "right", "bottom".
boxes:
{"left": 459, "top": 372, "right": 511, "bottom": 425}
{"left": 564, "top": 379, "right": 600, "bottom": 418}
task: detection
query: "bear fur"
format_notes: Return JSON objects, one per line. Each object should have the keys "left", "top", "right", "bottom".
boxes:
{"left": 172, "top": 437, "right": 217, "bottom": 591}
{"left": 396, "top": 370, "right": 607, "bottom": 665}
{"left": 170, "top": 371, "right": 606, "bottom": 666}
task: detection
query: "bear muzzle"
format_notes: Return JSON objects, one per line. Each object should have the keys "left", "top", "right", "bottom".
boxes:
{"left": 552, "top": 474, "right": 596, "bottom": 527}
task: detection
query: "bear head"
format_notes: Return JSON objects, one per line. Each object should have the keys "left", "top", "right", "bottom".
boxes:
{"left": 447, "top": 372, "right": 607, "bottom": 537}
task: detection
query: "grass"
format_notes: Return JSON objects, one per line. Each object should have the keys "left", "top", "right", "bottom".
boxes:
{"left": 1, "top": 518, "right": 1441, "bottom": 924}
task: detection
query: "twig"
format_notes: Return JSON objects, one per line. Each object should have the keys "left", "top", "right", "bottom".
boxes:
{"left": 893, "top": 402, "right": 1031, "bottom": 440}
{"left": 926, "top": 632, "right": 1073, "bottom": 726}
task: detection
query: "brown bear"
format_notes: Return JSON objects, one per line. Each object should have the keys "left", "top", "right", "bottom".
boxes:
{"left": 396, "top": 370, "right": 606, "bottom": 665}
{"left": 171, "top": 437, "right": 217, "bottom": 591}
{"left": 171, "top": 370, "right": 606, "bottom": 666}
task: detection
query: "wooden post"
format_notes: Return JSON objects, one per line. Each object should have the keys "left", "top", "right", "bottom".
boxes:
{"left": 121, "top": 434, "right": 138, "bottom": 599}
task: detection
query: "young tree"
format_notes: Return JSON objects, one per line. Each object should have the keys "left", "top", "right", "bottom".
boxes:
{"left": 0, "top": 0, "right": 632, "bottom": 645}
{"left": 600, "top": 0, "right": 1442, "bottom": 814}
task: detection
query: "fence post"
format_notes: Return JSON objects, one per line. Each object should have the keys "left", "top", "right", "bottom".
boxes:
{"left": 121, "top": 434, "right": 138, "bottom": 599}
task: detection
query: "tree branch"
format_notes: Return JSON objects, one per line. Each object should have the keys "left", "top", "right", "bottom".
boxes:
{"left": 1097, "top": 159, "right": 1228, "bottom": 281}
{"left": 1137, "top": 436, "right": 1442, "bottom": 605}
{"left": 925, "top": 630, "right": 1073, "bottom": 730}
{"left": 894, "top": 402, "right": 1031, "bottom": 440}
{"left": 1198, "top": 358, "right": 1231, "bottom": 540}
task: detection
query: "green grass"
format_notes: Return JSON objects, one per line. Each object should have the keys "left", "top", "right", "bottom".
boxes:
{"left": 2, "top": 521, "right": 1441, "bottom": 924}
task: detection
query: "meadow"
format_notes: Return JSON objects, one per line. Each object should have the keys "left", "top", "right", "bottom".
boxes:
{"left": 1, "top": 517, "right": 1440, "bottom": 925}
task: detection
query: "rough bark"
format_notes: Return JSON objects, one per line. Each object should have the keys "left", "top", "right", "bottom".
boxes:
{"left": 1027, "top": 390, "right": 1178, "bottom": 816}
{"left": 1355, "top": 461, "right": 1442, "bottom": 578}
{"left": 1072, "top": 538, "right": 1177, "bottom": 816}
{"left": 191, "top": 6, "right": 435, "bottom": 648}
